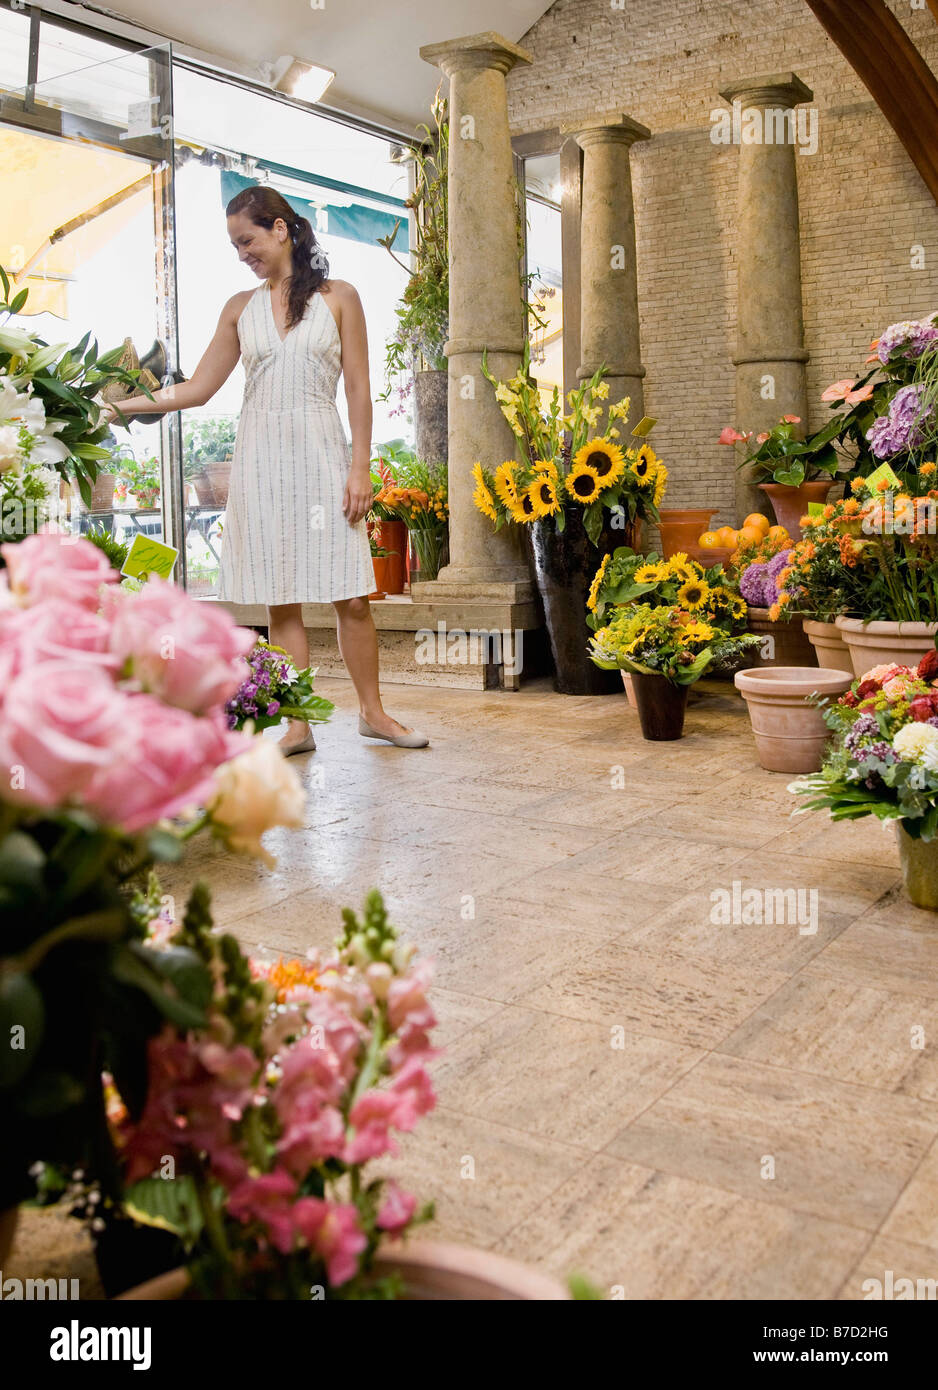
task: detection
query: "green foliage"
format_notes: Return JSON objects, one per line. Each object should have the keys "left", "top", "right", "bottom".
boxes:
{"left": 182, "top": 416, "right": 238, "bottom": 476}
{"left": 84, "top": 524, "right": 129, "bottom": 573}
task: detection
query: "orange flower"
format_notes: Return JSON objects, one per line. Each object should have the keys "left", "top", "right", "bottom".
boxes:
{"left": 850, "top": 478, "right": 867, "bottom": 494}
{"left": 876, "top": 477, "right": 891, "bottom": 492}
{"left": 842, "top": 498, "right": 860, "bottom": 516}
{"left": 266, "top": 955, "right": 321, "bottom": 1002}
{"left": 823, "top": 504, "right": 835, "bottom": 519}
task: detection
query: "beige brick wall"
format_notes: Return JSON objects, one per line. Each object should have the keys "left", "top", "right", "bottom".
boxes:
{"left": 508, "top": 0, "right": 938, "bottom": 527}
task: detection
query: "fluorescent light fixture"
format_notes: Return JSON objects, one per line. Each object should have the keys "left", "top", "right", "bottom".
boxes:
{"left": 266, "top": 54, "right": 334, "bottom": 103}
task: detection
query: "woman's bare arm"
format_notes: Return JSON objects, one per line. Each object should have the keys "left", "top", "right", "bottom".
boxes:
{"left": 328, "top": 280, "right": 374, "bottom": 526}
{"left": 105, "top": 292, "right": 249, "bottom": 423}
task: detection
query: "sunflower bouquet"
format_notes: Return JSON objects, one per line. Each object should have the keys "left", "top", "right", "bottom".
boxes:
{"left": 586, "top": 548, "right": 748, "bottom": 636}
{"left": 472, "top": 347, "right": 666, "bottom": 543}
{"left": 588, "top": 602, "right": 759, "bottom": 686}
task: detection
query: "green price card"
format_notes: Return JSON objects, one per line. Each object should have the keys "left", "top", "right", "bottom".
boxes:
{"left": 631, "top": 416, "right": 658, "bottom": 437}
{"left": 807, "top": 502, "right": 826, "bottom": 516}
{"left": 121, "top": 531, "right": 178, "bottom": 582}
{"left": 864, "top": 461, "right": 902, "bottom": 494}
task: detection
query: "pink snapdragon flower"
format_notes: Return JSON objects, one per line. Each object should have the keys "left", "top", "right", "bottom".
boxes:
{"left": 376, "top": 1182, "right": 417, "bottom": 1235}
{"left": 0, "top": 532, "right": 117, "bottom": 609}
{"left": 292, "top": 1198, "right": 366, "bottom": 1286}
{"left": 227, "top": 1170, "right": 298, "bottom": 1255}
{"left": 106, "top": 577, "right": 255, "bottom": 715}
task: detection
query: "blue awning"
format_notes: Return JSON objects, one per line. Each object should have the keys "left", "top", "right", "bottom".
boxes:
{"left": 221, "top": 169, "right": 408, "bottom": 254}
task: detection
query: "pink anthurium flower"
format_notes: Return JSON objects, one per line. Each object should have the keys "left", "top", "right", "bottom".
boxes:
{"left": 781, "top": 415, "right": 801, "bottom": 424}
{"left": 718, "top": 426, "right": 749, "bottom": 445}
{"left": 821, "top": 379, "right": 855, "bottom": 402}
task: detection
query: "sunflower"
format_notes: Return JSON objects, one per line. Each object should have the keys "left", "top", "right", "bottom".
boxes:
{"left": 472, "top": 463, "right": 498, "bottom": 522}
{"left": 572, "top": 439, "right": 626, "bottom": 486}
{"left": 683, "top": 620, "right": 715, "bottom": 643}
{"left": 634, "top": 561, "right": 666, "bottom": 584}
{"left": 653, "top": 462, "right": 668, "bottom": 507}
{"left": 677, "top": 578, "right": 711, "bottom": 610}
{"left": 533, "top": 458, "right": 559, "bottom": 477}
{"left": 587, "top": 554, "right": 610, "bottom": 611}
{"left": 629, "top": 444, "right": 657, "bottom": 482}
{"left": 529, "top": 475, "right": 561, "bottom": 519}
{"left": 494, "top": 461, "right": 519, "bottom": 508}
{"left": 666, "top": 553, "right": 702, "bottom": 583}
{"left": 509, "top": 489, "right": 538, "bottom": 524}
{"left": 565, "top": 462, "right": 602, "bottom": 504}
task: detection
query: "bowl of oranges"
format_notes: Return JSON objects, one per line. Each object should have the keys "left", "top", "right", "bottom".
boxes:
{"left": 685, "top": 513, "right": 789, "bottom": 568}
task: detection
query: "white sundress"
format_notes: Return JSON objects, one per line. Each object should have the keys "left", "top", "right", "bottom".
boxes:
{"left": 216, "top": 285, "right": 373, "bottom": 605}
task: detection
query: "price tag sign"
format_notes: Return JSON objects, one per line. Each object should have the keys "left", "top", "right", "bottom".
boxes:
{"left": 121, "top": 532, "right": 178, "bottom": 582}
{"left": 807, "top": 502, "right": 826, "bottom": 517}
{"left": 631, "top": 416, "right": 658, "bottom": 437}
{"left": 864, "top": 462, "right": 902, "bottom": 494}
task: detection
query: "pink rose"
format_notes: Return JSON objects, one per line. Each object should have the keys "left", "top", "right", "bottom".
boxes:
{"left": 0, "top": 659, "right": 123, "bottom": 809}
{"left": 376, "top": 1182, "right": 417, "bottom": 1234}
{"left": 83, "top": 697, "right": 238, "bottom": 831}
{"left": 0, "top": 533, "right": 117, "bottom": 610}
{"left": 106, "top": 577, "right": 256, "bottom": 715}
{"left": 0, "top": 598, "right": 116, "bottom": 672}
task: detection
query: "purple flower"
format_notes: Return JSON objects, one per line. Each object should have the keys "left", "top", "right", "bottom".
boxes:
{"left": 877, "top": 318, "right": 938, "bottom": 365}
{"left": 267, "top": 700, "right": 280, "bottom": 716}
{"left": 845, "top": 713, "right": 878, "bottom": 753}
{"left": 869, "top": 741, "right": 897, "bottom": 763}
{"left": 868, "top": 384, "right": 932, "bottom": 459}
{"left": 739, "top": 562, "right": 772, "bottom": 608}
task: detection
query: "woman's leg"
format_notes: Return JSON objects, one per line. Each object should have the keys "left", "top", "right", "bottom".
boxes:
{"left": 334, "top": 595, "right": 412, "bottom": 737}
{"left": 267, "top": 602, "right": 312, "bottom": 747}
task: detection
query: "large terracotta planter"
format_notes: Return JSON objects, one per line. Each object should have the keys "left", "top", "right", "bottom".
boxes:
{"left": 371, "top": 519, "right": 407, "bottom": 593}
{"left": 896, "top": 824, "right": 938, "bottom": 912}
{"left": 734, "top": 665, "right": 853, "bottom": 772}
{"left": 657, "top": 508, "right": 715, "bottom": 559}
{"left": 205, "top": 459, "right": 232, "bottom": 508}
{"left": 835, "top": 616, "right": 938, "bottom": 678}
{"left": 414, "top": 368, "right": 448, "bottom": 466}
{"left": 803, "top": 618, "right": 854, "bottom": 673}
{"left": 116, "top": 1240, "right": 570, "bottom": 1301}
{"left": 629, "top": 671, "right": 689, "bottom": 740}
{"left": 527, "top": 511, "right": 621, "bottom": 696}
{"left": 746, "top": 607, "right": 817, "bottom": 668}
{"left": 759, "top": 480, "right": 834, "bottom": 540}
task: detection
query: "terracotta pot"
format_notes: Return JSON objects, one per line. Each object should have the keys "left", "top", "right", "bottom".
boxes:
{"left": 0, "top": 1207, "right": 18, "bottom": 1265}
{"left": 205, "top": 460, "right": 232, "bottom": 508}
{"left": 835, "top": 616, "right": 938, "bottom": 678}
{"left": 414, "top": 368, "right": 448, "bottom": 466}
{"left": 686, "top": 543, "right": 734, "bottom": 569}
{"left": 371, "top": 519, "right": 407, "bottom": 593}
{"left": 629, "top": 671, "right": 689, "bottom": 740}
{"left": 657, "top": 508, "right": 716, "bottom": 558}
{"left": 89, "top": 472, "right": 115, "bottom": 512}
{"left": 370, "top": 554, "right": 391, "bottom": 600}
{"left": 194, "top": 467, "right": 217, "bottom": 506}
{"left": 527, "top": 511, "right": 621, "bottom": 696}
{"left": 734, "top": 665, "right": 853, "bottom": 772}
{"left": 758, "top": 480, "right": 834, "bottom": 541}
{"left": 116, "top": 1240, "right": 570, "bottom": 1301}
{"left": 745, "top": 607, "right": 817, "bottom": 669}
{"left": 621, "top": 670, "right": 638, "bottom": 709}
{"left": 803, "top": 618, "right": 854, "bottom": 673}
{"left": 896, "top": 824, "right": 938, "bottom": 912}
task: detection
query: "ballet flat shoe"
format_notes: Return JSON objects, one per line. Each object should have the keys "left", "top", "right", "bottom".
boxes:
{"left": 280, "top": 730, "right": 317, "bottom": 756}
{"left": 358, "top": 715, "right": 429, "bottom": 748}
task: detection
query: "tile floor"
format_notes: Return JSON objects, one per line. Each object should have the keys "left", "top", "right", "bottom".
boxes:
{"left": 16, "top": 672, "right": 938, "bottom": 1298}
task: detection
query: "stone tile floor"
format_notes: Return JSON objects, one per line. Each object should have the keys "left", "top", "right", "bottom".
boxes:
{"left": 14, "top": 673, "right": 938, "bottom": 1298}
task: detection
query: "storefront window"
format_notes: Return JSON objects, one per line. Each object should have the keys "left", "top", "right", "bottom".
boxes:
{"left": 524, "top": 152, "right": 563, "bottom": 402}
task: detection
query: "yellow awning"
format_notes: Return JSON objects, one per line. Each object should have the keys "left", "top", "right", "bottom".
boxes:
{"left": 0, "top": 126, "right": 151, "bottom": 317}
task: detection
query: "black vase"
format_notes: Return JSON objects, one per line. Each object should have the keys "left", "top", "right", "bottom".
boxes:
{"left": 630, "top": 672, "right": 689, "bottom": 740}
{"left": 526, "top": 511, "right": 622, "bottom": 696}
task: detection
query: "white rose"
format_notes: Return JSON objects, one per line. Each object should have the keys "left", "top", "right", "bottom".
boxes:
{"left": 893, "top": 722, "right": 938, "bottom": 762}
{"left": 208, "top": 738, "right": 305, "bottom": 866}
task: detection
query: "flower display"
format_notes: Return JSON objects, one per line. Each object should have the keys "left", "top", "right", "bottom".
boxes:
{"left": 586, "top": 547, "right": 747, "bottom": 635}
{"left": 588, "top": 600, "right": 758, "bottom": 685}
{"left": 225, "top": 639, "right": 335, "bottom": 732}
{"left": 793, "top": 651, "right": 938, "bottom": 839}
{"left": 717, "top": 415, "right": 828, "bottom": 487}
{"left": 371, "top": 456, "right": 448, "bottom": 580}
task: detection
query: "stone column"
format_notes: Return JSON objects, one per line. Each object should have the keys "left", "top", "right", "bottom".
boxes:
{"left": 719, "top": 73, "right": 813, "bottom": 520}
{"left": 419, "top": 31, "right": 532, "bottom": 599}
{"left": 566, "top": 114, "right": 650, "bottom": 433}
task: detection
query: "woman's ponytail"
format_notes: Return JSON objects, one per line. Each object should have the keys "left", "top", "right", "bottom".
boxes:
{"left": 225, "top": 185, "right": 330, "bottom": 329}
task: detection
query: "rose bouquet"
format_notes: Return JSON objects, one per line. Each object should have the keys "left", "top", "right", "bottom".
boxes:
{"left": 588, "top": 601, "right": 759, "bottom": 685}
{"left": 793, "top": 650, "right": 938, "bottom": 839}
{"left": 226, "top": 639, "right": 335, "bottom": 733}
{"left": 0, "top": 532, "right": 305, "bottom": 1211}
{"left": 586, "top": 548, "right": 748, "bottom": 636}
{"left": 111, "top": 888, "right": 437, "bottom": 1299}
{"left": 472, "top": 345, "right": 666, "bottom": 544}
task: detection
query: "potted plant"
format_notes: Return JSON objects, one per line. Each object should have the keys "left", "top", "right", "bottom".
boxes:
{"left": 473, "top": 347, "right": 667, "bottom": 694}
{"left": 792, "top": 650, "right": 938, "bottom": 908}
{"left": 719, "top": 417, "right": 838, "bottom": 539}
{"left": 183, "top": 416, "right": 238, "bottom": 506}
{"left": 732, "top": 533, "right": 816, "bottom": 668}
{"left": 374, "top": 458, "right": 448, "bottom": 583}
{"left": 118, "top": 454, "right": 161, "bottom": 510}
{"left": 369, "top": 442, "right": 414, "bottom": 593}
{"left": 379, "top": 90, "right": 449, "bottom": 465}
{"left": 778, "top": 498, "right": 868, "bottom": 671}
{"left": 588, "top": 599, "right": 759, "bottom": 740}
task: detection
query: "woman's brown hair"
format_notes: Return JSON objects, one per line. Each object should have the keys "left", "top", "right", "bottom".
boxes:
{"left": 226, "top": 184, "right": 329, "bottom": 329}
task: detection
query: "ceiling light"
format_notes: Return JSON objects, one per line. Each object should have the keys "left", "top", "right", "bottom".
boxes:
{"left": 266, "top": 55, "right": 334, "bottom": 103}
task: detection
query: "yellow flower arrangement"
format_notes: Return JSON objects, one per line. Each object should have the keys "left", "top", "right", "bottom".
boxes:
{"left": 493, "top": 461, "right": 519, "bottom": 508}
{"left": 565, "top": 462, "right": 602, "bottom": 504}
{"left": 571, "top": 438, "right": 626, "bottom": 487}
{"left": 587, "top": 553, "right": 610, "bottom": 611}
{"left": 472, "top": 463, "right": 497, "bottom": 523}
{"left": 677, "top": 578, "right": 711, "bottom": 610}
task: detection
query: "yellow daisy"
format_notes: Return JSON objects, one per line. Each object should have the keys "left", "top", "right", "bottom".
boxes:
{"left": 572, "top": 438, "right": 626, "bottom": 486}
{"left": 683, "top": 620, "right": 715, "bottom": 643}
{"left": 494, "top": 461, "right": 519, "bottom": 508}
{"left": 587, "top": 554, "right": 610, "bottom": 611}
{"left": 471, "top": 464, "right": 498, "bottom": 523}
{"left": 677, "top": 578, "right": 711, "bottom": 610}
{"left": 565, "top": 462, "right": 601, "bottom": 504}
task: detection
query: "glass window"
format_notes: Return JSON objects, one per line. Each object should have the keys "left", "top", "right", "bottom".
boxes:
{"left": 524, "top": 152, "right": 563, "bottom": 401}
{"left": 36, "top": 21, "right": 154, "bottom": 129}
{"left": 0, "top": 5, "right": 30, "bottom": 95}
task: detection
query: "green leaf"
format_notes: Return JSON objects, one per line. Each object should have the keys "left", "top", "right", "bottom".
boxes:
{"left": 0, "top": 971, "right": 44, "bottom": 1087}
{"left": 110, "top": 943, "right": 207, "bottom": 1030}
{"left": 583, "top": 501, "right": 603, "bottom": 546}
{"left": 0, "top": 830, "right": 46, "bottom": 901}
{"left": 10, "top": 288, "right": 28, "bottom": 315}
{"left": 774, "top": 460, "right": 806, "bottom": 486}
{"left": 123, "top": 1175, "right": 204, "bottom": 1242}
{"left": 145, "top": 944, "right": 214, "bottom": 1013}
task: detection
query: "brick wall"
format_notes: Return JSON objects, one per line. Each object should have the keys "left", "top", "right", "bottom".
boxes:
{"left": 508, "top": 0, "right": 938, "bottom": 526}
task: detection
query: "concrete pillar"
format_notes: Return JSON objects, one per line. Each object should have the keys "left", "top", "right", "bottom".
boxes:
{"left": 566, "top": 114, "right": 650, "bottom": 433}
{"left": 719, "top": 73, "right": 813, "bottom": 520}
{"left": 419, "top": 31, "right": 533, "bottom": 599}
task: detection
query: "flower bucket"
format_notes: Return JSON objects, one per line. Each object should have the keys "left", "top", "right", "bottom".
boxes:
{"left": 369, "top": 554, "right": 390, "bottom": 600}
{"left": 371, "top": 519, "right": 407, "bottom": 593}
{"left": 745, "top": 607, "right": 817, "bottom": 668}
{"left": 803, "top": 618, "right": 854, "bottom": 673}
{"left": 528, "top": 511, "right": 621, "bottom": 695}
{"left": 657, "top": 508, "right": 716, "bottom": 558}
{"left": 758, "top": 480, "right": 834, "bottom": 541}
{"left": 734, "top": 665, "right": 853, "bottom": 772}
{"left": 621, "top": 670, "right": 638, "bottom": 709}
{"left": 629, "top": 671, "right": 689, "bottom": 740}
{"left": 835, "top": 617, "right": 938, "bottom": 678}
{"left": 115, "top": 1240, "right": 570, "bottom": 1301}
{"left": 896, "top": 824, "right": 938, "bottom": 912}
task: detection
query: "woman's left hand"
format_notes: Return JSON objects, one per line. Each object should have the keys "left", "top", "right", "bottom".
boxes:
{"left": 343, "top": 466, "right": 373, "bottom": 525}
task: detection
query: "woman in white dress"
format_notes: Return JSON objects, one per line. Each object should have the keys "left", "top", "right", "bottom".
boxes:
{"left": 110, "top": 185, "right": 427, "bottom": 752}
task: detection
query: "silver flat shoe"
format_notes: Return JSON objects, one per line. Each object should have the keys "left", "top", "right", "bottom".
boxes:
{"left": 280, "top": 729, "right": 317, "bottom": 756}
{"left": 358, "top": 715, "right": 429, "bottom": 748}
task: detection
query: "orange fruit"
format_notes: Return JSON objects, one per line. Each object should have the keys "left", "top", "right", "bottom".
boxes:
{"left": 766, "top": 525, "right": 789, "bottom": 543}
{"left": 717, "top": 526, "right": 738, "bottom": 548}
{"left": 743, "top": 512, "right": 771, "bottom": 535}
{"left": 698, "top": 530, "right": 721, "bottom": 549}
{"left": 736, "top": 524, "right": 765, "bottom": 546}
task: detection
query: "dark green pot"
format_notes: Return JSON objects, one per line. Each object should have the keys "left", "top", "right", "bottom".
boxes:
{"left": 526, "top": 511, "right": 622, "bottom": 696}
